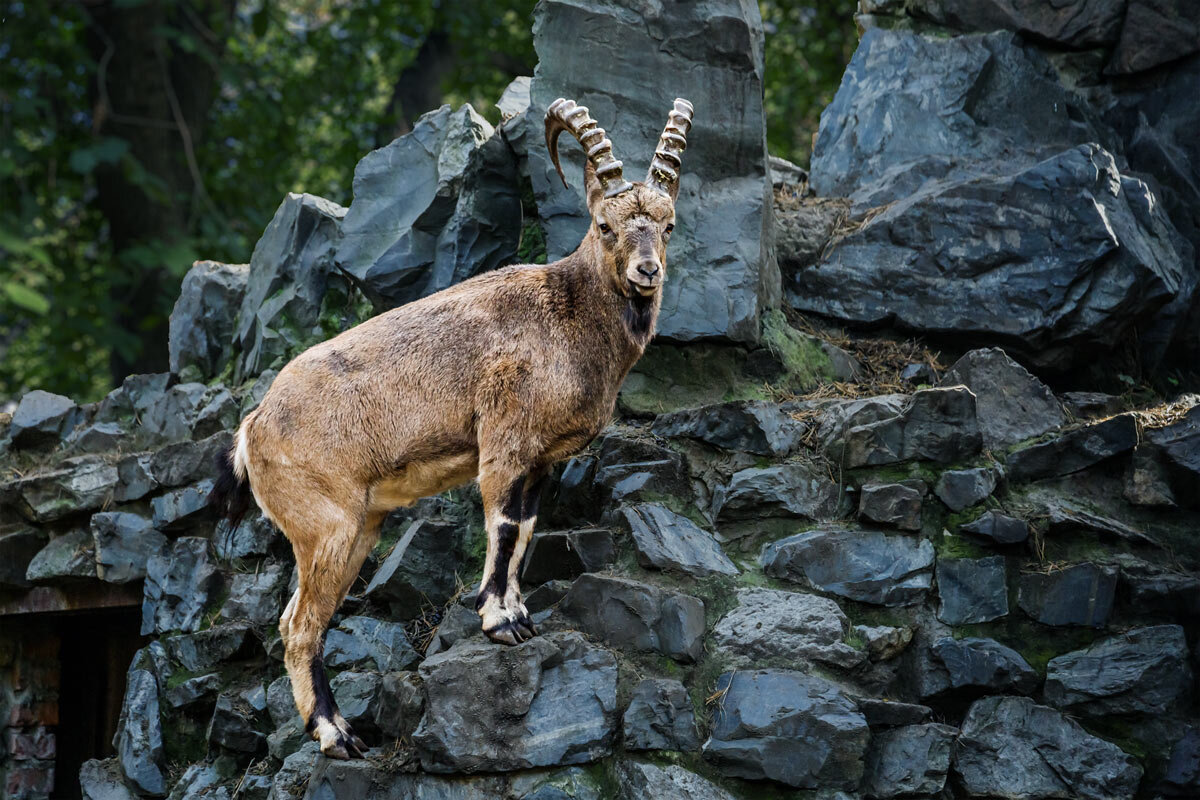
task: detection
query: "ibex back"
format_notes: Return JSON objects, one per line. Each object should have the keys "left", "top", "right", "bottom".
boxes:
{"left": 210, "top": 97, "right": 694, "bottom": 759}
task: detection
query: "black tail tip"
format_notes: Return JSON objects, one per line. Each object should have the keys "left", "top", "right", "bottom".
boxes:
{"left": 208, "top": 445, "right": 252, "bottom": 530}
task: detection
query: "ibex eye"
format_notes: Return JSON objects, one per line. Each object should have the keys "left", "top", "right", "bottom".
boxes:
{"left": 598, "top": 222, "right": 611, "bottom": 234}
{"left": 665, "top": 224, "right": 675, "bottom": 234}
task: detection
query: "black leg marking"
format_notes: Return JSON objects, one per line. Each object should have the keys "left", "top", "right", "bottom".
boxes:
{"left": 522, "top": 473, "right": 548, "bottom": 523}
{"left": 306, "top": 638, "right": 364, "bottom": 759}
{"left": 486, "top": 521, "right": 520, "bottom": 599}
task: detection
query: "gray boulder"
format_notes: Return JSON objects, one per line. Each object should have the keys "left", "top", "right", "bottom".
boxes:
{"left": 702, "top": 669, "right": 869, "bottom": 789}
{"left": 933, "top": 466, "right": 999, "bottom": 512}
{"left": 12, "top": 456, "right": 119, "bottom": 522}
{"left": 1018, "top": 563, "right": 1118, "bottom": 627}
{"left": 1161, "top": 725, "right": 1200, "bottom": 797}
{"left": 141, "top": 537, "right": 222, "bottom": 634}
{"left": 711, "top": 464, "right": 841, "bottom": 521}
{"left": 521, "top": 528, "right": 616, "bottom": 584}
{"left": 816, "top": 393, "right": 908, "bottom": 451}
{"left": 621, "top": 504, "right": 737, "bottom": 577}
{"left": 520, "top": 0, "right": 778, "bottom": 344}
{"left": 1045, "top": 624, "right": 1192, "bottom": 716}
{"left": 776, "top": 197, "right": 850, "bottom": 276}
{"left": 937, "top": 556, "right": 1008, "bottom": 624}
{"left": 168, "top": 763, "right": 232, "bottom": 800}
{"left": 960, "top": 510, "right": 1029, "bottom": 544}
{"left": 168, "top": 260, "right": 249, "bottom": 381}
{"left": 711, "top": 587, "right": 863, "bottom": 669}
{"left": 140, "top": 382, "right": 213, "bottom": 443}
{"left": 365, "top": 519, "right": 465, "bottom": 619}
{"left": 861, "top": 723, "right": 957, "bottom": 799}
{"left": 953, "top": 696, "right": 1142, "bottom": 800}
{"left": 1108, "top": 0, "right": 1200, "bottom": 74}
{"left": 622, "top": 678, "right": 699, "bottom": 752}
{"left": 858, "top": 698, "right": 933, "bottom": 728}
{"left": 907, "top": 0, "right": 1126, "bottom": 48}
{"left": 164, "top": 624, "right": 255, "bottom": 673}
{"left": 214, "top": 512, "right": 278, "bottom": 560}
{"left": 858, "top": 482, "right": 923, "bottom": 531}
{"left": 150, "top": 479, "right": 216, "bottom": 531}
{"left": 855, "top": 624, "right": 915, "bottom": 661}
{"left": 220, "top": 563, "right": 287, "bottom": 626}
{"left": 233, "top": 192, "right": 350, "bottom": 379}
{"left": 928, "top": 637, "right": 1039, "bottom": 697}
{"left": 374, "top": 671, "right": 425, "bottom": 740}
{"left": 0, "top": 527, "right": 46, "bottom": 588}
{"left": 208, "top": 687, "right": 268, "bottom": 754}
{"left": 79, "top": 758, "right": 138, "bottom": 800}
{"left": 115, "top": 667, "right": 165, "bottom": 796}
{"left": 1128, "top": 404, "right": 1199, "bottom": 509}
{"left": 1007, "top": 414, "right": 1140, "bottom": 482}
{"left": 839, "top": 388, "right": 981, "bottom": 467}
{"left": 336, "top": 104, "right": 520, "bottom": 309}
{"left": 329, "top": 671, "right": 383, "bottom": 738}
{"left": 939, "top": 348, "right": 1065, "bottom": 449}
{"left": 270, "top": 741, "right": 321, "bottom": 800}
{"left": 114, "top": 453, "right": 157, "bottom": 503}
{"left": 559, "top": 574, "right": 705, "bottom": 662}
{"left": 25, "top": 528, "right": 95, "bottom": 582}
{"left": 148, "top": 432, "right": 231, "bottom": 488}
{"left": 615, "top": 761, "right": 735, "bottom": 800}
{"left": 323, "top": 615, "right": 419, "bottom": 672}
{"left": 413, "top": 632, "right": 618, "bottom": 772}
{"left": 651, "top": 401, "right": 803, "bottom": 456}
{"left": 761, "top": 527, "right": 935, "bottom": 606}
{"left": 91, "top": 512, "right": 167, "bottom": 584}
{"left": 69, "top": 421, "right": 131, "bottom": 453}
{"left": 9, "top": 389, "right": 82, "bottom": 449}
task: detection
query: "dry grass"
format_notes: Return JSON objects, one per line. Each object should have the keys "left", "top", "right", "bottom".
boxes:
{"left": 1131, "top": 394, "right": 1198, "bottom": 430}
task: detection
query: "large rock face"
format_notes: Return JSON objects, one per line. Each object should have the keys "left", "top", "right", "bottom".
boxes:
{"left": 518, "top": 0, "right": 779, "bottom": 343}
{"left": 711, "top": 587, "right": 863, "bottom": 668}
{"left": 413, "top": 632, "right": 618, "bottom": 772}
{"left": 335, "top": 104, "right": 521, "bottom": 309}
{"left": 168, "top": 260, "right": 248, "bottom": 381}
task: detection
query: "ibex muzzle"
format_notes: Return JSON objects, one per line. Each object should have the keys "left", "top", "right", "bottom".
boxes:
{"left": 210, "top": 96, "right": 694, "bottom": 760}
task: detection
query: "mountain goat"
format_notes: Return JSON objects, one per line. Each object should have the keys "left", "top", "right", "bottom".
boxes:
{"left": 211, "top": 97, "right": 693, "bottom": 758}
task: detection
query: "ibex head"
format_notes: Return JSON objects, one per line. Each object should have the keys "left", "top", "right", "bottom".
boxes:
{"left": 545, "top": 97, "right": 694, "bottom": 299}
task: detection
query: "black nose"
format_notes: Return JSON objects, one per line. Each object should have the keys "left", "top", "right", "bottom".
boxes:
{"left": 636, "top": 263, "right": 660, "bottom": 278}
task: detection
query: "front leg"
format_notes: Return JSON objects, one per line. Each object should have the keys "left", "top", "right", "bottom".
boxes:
{"left": 476, "top": 468, "right": 538, "bottom": 645}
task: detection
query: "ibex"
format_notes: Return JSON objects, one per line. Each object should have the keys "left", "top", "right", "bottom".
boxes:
{"left": 211, "top": 97, "right": 694, "bottom": 759}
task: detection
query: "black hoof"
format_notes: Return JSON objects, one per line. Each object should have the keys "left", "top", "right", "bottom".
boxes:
{"left": 483, "top": 618, "right": 536, "bottom": 646}
{"left": 313, "top": 719, "right": 367, "bottom": 760}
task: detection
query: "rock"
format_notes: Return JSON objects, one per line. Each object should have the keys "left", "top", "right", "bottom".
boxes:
{"left": 804, "top": 147, "right": 1190, "bottom": 372}
{"left": 1042, "top": 501, "right": 1158, "bottom": 546}
{"left": 192, "top": 385, "right": 238, "bottom": 439}
{"left": 91, "top": 512, "right": 167, "bottom": 584}
{"left": 840, "top": 388, "right": 982, "bottom": 467}
{"left": 1117, "top": 558, "right": 1200, "bottom": 618}
{"left": 524, "top": 580, "right": 571, "bottom": 613}
{"left": 816, "top": 393, "right": 909, "bottom": 451}
{"left": 940, "top": 349, "right": 1066, "bottom": 449}
{"left": 329, "top": 671, "right": 383, "bottom": 738}
{"left": 1063, "top": 391, "right": 1124, "bottom": 418}
{"left": 336, "top": 104, "right": 520, "bottom": 309}
{"left": 908, "top": 0, "right": 1126, "bottom": 47}
{"left": 1018, "top": 563, "right": 1118, "bottom": 627}
{"left": 855, "top": 625, "right": 914, "bottom": 661}
{"left": 302, "top": 760, "right": 518, "bottom": 799}
{"left": 960, "top": 510, "right": 1029, "bottom": 544}
{"left": 711, "top": 464, "right": 841, "bottom": 521}
{"left": 933, "top": 466, "right": 999, "bottom": 512}
{"left": 1007, "top": 413, "right": 1140, "bottom": 483}
{"left": 776, "top": 198, "right": 849, "bottom": 276}
{"left": 542, "top": 455, "right": 601, "bottom": 527}
{"left": 150, "top": 480, "right": 216, "bottom": 531}
{"left": 213, "top": 512, "right": 278, "bottom": 560}
{"left": 169, "top": 763, "right": 232, "bottom": 800}
{"left": 928, "top": 637, "right": 1039, "bottom": 697}
{"left": 1129, "top": 404, "right": 1200, "bottom": 509}
{"left": 1108, "top": 0, "right": 1200, "bottom": 74}
{"left": 559, "top": 574, "right": 705, "bottom": 663}
{"left": 69, "top": 421, "right": 131, "bottom": 453}
{"left": 937, "top": 556, "right": 1008, "bottom": 624}
{"left": 140, "top": 382, "right": 212, "bottom": 443}
{"left": 9, "top": 390, "right": 82, "bottom": 449}
{"left": 114, "top": 453, "right": 157, "bottom": 503}
{"left": 954, "top": 696, "right": 1143, "bottom": 800}
{"left": 425, "top": 603, "right": 484, "bottom": 657}
{"left": 622, "top": 678, "right": 699, "bottom": 752}
{"left": 115, "top": 667, "right": 165, "bottom": 796}
{"left": 861, "top": 723, "right": 957, "bottom": 799}
{"left": 761, "top": 527, "right": 935, "bottom": 606}
{"left": 164, "top": 624, "right": 255, "bottom": 673}
{"left": 1045, "top": 624, "right": 1192, "bottom": 716}
{"left": 25, "top": 528, "right": 95, "bottom": 582}
{"left": 269, "top": 741, "right": 321, "bottom": 800}
{"left": 711, "top": 588, "right": 863, "bottom": 669}
{"left": 615, "top": 760, "right": 735, "bottom": 800}
{"left": 1161, "top": 726, "right": 1200, "bottom": 797}
{"left": 858, "top": 698, "right": 933, "bottom": 728}
{"left": 220, "top": 563, "right": 286, "bottom": 626}
{"left": 12, "top": 456, "right": 119, "bottom": 522}
{"left": 521, "top": 528, "right": 616, "bottom": 584}
{"left": 79, "top": 758, "right": 138, "bottom": 800}
{"left": 702, "top": 669, "right": 869, "bottom": 789}
{"left": 364, "top": 519, "right": 465, "bottom": 619}
{"left": 266, "top": 676, "right": 296, "bottom": 728}
{"left": 858, "top": 482, "right": 923, "bottom": 530}
{"left": 142, "top": 537, "right": 222, "bottom": 634}
{"left": 594, "top": 455, "right": 691, "bottom": 509}
{"left": 148, "top": 432, "right": 231, "bottom": 488}
{"left": 162, "top": 673, "right": 221, "bottom": 709}
{"left": 374, "top": 671, "right": 424, "bottom": 740}
{"left": 811, "top": 29, "right": 1119, "bottom": 209}
{"left": 208, "top": 687, "right": 267, "bottom": 754}
{"left": 0, "top": 527, "right": 46, "bottom": 588}
{"left": 522, "top": 0, "right": 778, "bottom": 344}
{"left": 413, "top": 632, "right": 618, "bottom": 772}
{"left": 168, "top": 260, "right": 249, "bottom": 381}
{"left": 323, "top": 615, "right": 419, "bottom": 672}
{"left": 621, "top": 504, "right": 737, "bottom": 577}
{"left": 651, "top": 401, "right": 803, "bottom": 456}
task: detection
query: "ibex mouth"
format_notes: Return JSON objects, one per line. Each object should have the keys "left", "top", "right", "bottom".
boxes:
{"left": 628, "top": 278, "right": 660, "bottom": 297}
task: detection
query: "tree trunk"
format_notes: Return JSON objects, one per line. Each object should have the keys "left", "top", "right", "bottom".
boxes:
{"left": 374, "top": 29, "right": 457, "bottom": 147}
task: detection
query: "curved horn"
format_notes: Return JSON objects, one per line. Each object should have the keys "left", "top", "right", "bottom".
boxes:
{"left": 646, "top": 98, "right": 694, "bottom": 199}
{"left": 544, "top": 98, "right": 632, "bottom": 198}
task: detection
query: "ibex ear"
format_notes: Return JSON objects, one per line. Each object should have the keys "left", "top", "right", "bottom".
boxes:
{"left": 584, "top": 158, "right": 605, "bottom": 216}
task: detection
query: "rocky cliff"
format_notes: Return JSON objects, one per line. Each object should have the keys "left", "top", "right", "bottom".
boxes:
{"left": 2, "top": 1, "right": 1198, "bottom": 799}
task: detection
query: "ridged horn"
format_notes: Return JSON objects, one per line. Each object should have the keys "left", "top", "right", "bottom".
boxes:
{"left": 544, "top": 98, "right": 632, "bottom": 198}
{"left": 646, "top": 98, "right": 694, "bottom": 199}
